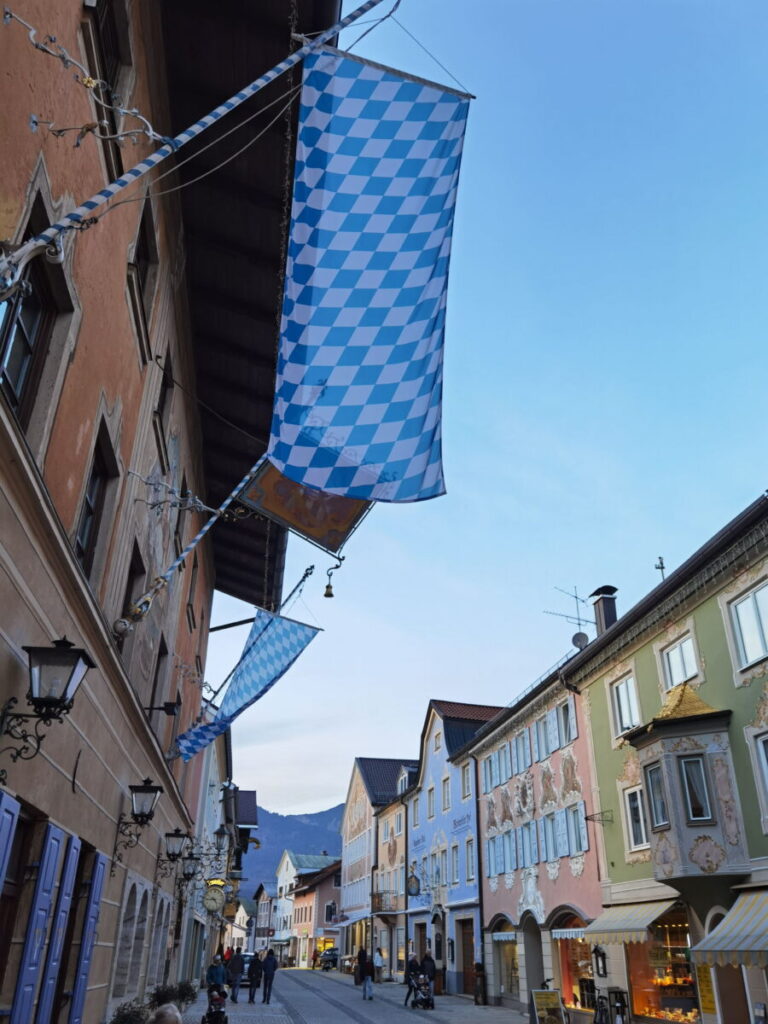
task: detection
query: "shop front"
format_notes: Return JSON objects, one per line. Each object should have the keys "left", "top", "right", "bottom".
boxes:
{"left": 586, "top": 901, "right": 701, "bottom": 1024}
{"left": 551, "top": 914, "right": 595, "bottom": 1020}
{"left": 490, "top": 919, "right": 520, "bottom": 1007}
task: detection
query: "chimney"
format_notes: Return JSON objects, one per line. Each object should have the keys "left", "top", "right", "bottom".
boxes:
{"left": 590, "top": 586, "right": 618, "bottom": 636}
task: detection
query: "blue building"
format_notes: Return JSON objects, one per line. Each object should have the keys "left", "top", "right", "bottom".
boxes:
{"left": 403, "top": 700, "right": 503, "bottom": 995}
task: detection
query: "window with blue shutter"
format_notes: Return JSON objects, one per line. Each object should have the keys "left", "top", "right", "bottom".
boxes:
{"left": 491, "top": 750, "right": 500, "bottom": 788}
{"left": 578, "top": 801, "right": 589, "bottom": 852}
{"left": 523, "top": 729, "right": 532, "bottom": 769}
{"left": 503, "top": 830, "right": 516, "bottom": 871}
{"left": 496, "top": 835, "right": 505, "bottom": 874}
{"left": 11, "top": 823, "right": 65, "bottom": 1024}
{"left": 529, "top": 822, "right": 538, "bottom": 863}
{"left": 546, "top": 708, "right": 560, "bottom": 754}
{"left": 482, "top": 757, "right": 491, "bottom": 794}
{"left": 567, "top": 694, "right": 578, "bottom": 741}
{"left": 68, "top": 852, "right": 108, "bottom": 1024}
{"left": 484, "top": 840, "right": 491, "bottom": 877}
{"left": 515, "top": 828, "right": 523, "bottom": 869}
{"left": 0, "top": 791, "right": 20, "bottom": 891}
{"left": 555, "top": 808, "right": 570, "bottom": 858}
{"left": 530, "top": 723, "right": 539, "bottom": 762}
{"left": 538, "top": 818, "right": 547, "bottom": 862}
{"left": 36, "top": 834, "right": 82, "bottom": 1024}
{"left": 510, "top": 736, "right": 519, "bottom": 776}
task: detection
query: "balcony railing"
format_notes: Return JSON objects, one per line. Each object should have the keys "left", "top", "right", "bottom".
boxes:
{"left": 372, "top": 891, "right": 398, "bottom": 913}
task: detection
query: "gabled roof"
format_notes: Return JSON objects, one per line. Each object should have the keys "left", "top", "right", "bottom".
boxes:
{"left": 357, "top": 757, "right": 418, "bottom": 806}
{"left": 292, "top": 858, "right": 341, "bottom": 894}
{"left": 430, "top": 701, "right": 504, "bottom": 723}
{"left": 289, "top": 851, "right": 338, "bottom": 873}
{"left": 253, "top": 881, "right": 276, "bottom": 901}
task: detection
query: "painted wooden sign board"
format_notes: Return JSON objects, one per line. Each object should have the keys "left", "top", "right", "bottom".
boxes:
{"left": 531, "top": 989, "right": 568, "bottom": 1024}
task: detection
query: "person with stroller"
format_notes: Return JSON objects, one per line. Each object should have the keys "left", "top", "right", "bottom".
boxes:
{"left": 206, "top": 954, "right": 227, "bottom": 997}
{"left": 421, "top": 949, "right": 437, "bottom": 1001}
{"left": 262, "top": 948, "right": 278, "bottom": 1005}
{"left": 404, "top": 954, "right": 421, "bottom": 1006}
{"left": 247, "top": 952, "right": 263, "bottom": 1004}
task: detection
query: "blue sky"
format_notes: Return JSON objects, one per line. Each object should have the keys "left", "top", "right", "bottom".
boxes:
{"left": 207, "top": 0, "right": 768, "bottom": 813}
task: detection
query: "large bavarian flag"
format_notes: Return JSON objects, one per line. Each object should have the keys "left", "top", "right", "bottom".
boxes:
{"left": 176, "top": 610, "right": 319, "bottom": 761}
{"left": 267, "top": 48, "right": 470, "bottom": 502}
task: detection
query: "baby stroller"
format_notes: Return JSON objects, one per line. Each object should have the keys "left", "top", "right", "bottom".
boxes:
{"left": 202, "top": 985, "right": 228, "bottom": 1023}
{"left": 410, "top": 973, "right": 434, "bottom": 1010}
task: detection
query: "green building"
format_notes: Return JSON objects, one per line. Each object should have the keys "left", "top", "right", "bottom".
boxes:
{"left": 560, "top": 494, "right": 768, "bottom": 1024}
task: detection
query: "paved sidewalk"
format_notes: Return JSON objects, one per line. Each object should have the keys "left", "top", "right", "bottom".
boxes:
{"left": 182, "top": 969, "right": 528, "bottom": 1023}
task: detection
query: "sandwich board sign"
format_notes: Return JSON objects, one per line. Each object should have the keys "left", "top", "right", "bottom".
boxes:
{"left": 530, "top": 989, "right": 568, "bottom": 1024}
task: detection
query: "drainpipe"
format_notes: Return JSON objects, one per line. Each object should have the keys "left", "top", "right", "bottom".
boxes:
{"left": 402, "top": 790, "right": 409, "bottom": 976}
{"left": 472, "top": 755, "right": 486, "bottom": 983}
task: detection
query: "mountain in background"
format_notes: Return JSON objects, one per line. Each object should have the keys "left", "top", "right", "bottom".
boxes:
{"left": 241, "top": 803, "right": 344, "bottom": 895}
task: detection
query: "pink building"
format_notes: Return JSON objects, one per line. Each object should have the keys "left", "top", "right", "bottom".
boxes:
{"left": 468, "top": 678, "right": 603, "bottom": 1022}
{"left": 291, "top": 860, "right": 342, "bottom": 966}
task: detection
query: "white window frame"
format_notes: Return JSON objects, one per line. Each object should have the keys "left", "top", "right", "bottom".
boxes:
{"left": 645, "top": 763, "right": 670, "bottom": 829}
{"left": 395, "top": 811, "right": 403, "bottom": 836}
{"left": 566, "top": 805, "right": 584, "bottom": 854}
{"left": 434, "top": 731, "right": 442, "bottom": 751}
{"left": 623, "top": 785, "right": 649, "bottom": 851}
{"left": 610, "top": 675, "right": 641, "bottom": 736}
{"left": 558, "top": 702, "right": 573, "bottom": 745}
{"left": 730, "top": 580, "right": 768, "bottom": 668}
{"left": 412, "top": 796, "right": 420, "bottom": 828}
{"left": 535, "top": 716, "right": 548, "bottom": 759}
{"left": 543, "top": 813, "right": 556, "bottom": 862}
{"left": 441, "top": 777, "right": 451, "bottom": 812}
{"left": 466, "top": 837, "right": 475, "bottom": 881}
{"left": 427, "top": 787, "right": 435, "bottom": 819}
{"left": 661, "top": 634, "right": 699, "bottom": 691}
{"left": 383, "top": 820, "right": 390, "bottom": 842}
{"left": 679, "top": 756, "right": 714, "bottom": 822}
{"left": 440, "top": 849, "right": 448, "bottom": 885}
{"left": 461, "top": 763, "right": 471, "bottom": 800}
{"left": 451, "top": 844, "right": 459, "bottom": 885}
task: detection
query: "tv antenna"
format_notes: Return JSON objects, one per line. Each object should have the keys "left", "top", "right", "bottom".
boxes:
{"left": 655, "top": 556, "right": 666, "bottom": 580}
{"left": 544, "top": 586, "right": 595, "bottom": 650}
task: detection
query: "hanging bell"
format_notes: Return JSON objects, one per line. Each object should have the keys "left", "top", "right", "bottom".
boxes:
{"left": 324, "top": 581, "right": 334, "bottom": 599}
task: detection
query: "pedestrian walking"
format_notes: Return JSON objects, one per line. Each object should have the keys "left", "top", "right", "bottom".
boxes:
{"left": 228, "top": 946, "right": 245, "bottom": 1003}
{"left": 206, "top": 954, "right": 227, "bottom": 999}
{"left": 361, "top": 954, "right": 375, "bottom": 1000}
{"left": 247, "top": 952, "right": 263, "bottom": 1004}
{"left": 223, "top": 945, "right": 234, "bottom": 964}
{"left": 311, "top": 948, "right": 319, "bottom": 970}
{"left": 404, "top": 954, "right": 420, "bottom": 1006}
{"left": 355, "top": 946, "right": 367, "bottom": 986}
{"left": 421, "top": 948, "right": 436, "bottom": 1000}
{"left": 262, "top": 947, "right": 278, "bottom": 1005}
{"left": 147, "top": 1006, "right": 181, "bottom": 1024}
{"left": 373, "top": 946, "right": 384, "bottom": 982}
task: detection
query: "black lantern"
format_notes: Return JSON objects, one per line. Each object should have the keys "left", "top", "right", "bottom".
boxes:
{"left": 129, "top": 778, "right": 163, "bottom": 825}
{"left": 181, "top": 854, "right": 200, "bottom": 881}
{"left": 214, "top": 824, "right": 229, "bottom": 854}
{"left": 22, "top": 637, "right": 95, "bottom": 714}
{"left": 164, "top": 828, "right": 189, "bottom": 861}
{"left": 593, "top": 944, "right": 607, "bottom": 978}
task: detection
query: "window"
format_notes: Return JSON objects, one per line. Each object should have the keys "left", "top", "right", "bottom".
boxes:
{"left": 451, "top": 845, "right": 459, "bottom": 884}
{"left": 663, "top": 635, "right": 698, "bottom": 690}
{"left": 461, "top": 763, "right": 471, "bottom": 799}
{"left": 544, "top": 813, "right": 556, "bottom": 861}
{"left": 624, "top": 786, "right": 648, "bottom": 850}
{"left": 81, "top": 0, "right": 131, "bottom": 181}
{"left": 535, "top": 716, "right": 548, "bottom": 759}
{"left": 431, "top": 852, "right": 438, "bottom": 882}
{"left": 482, "top": 755, "right": 492, "bottom": 793}
{"left": 645, "top": 764, "right": 669, "bottom": 828}
{"left": 148, "top": 636, "right": 168, "bottom": 720}
{"left": 491, "top": 750, "right": 501, "bottom": 788}
{"left": 117, "top": 541, "right": 145, "bottom": 654}
{"left": 502, "top": 829, "right": 516, "bottom": 871}
{"left": 325, "top": 901, "right": 336, "bottom": 922}
{"left": 440, "top": 849, "right": 447, "bottom": 885}
{"left": 395, "top": 812, "right": 403, "bottom": 836}
{"left": 412, "top": 797, "right": 420, "bottom": 827}
{"left": 486, "top": 837, "right": 496, "bottom": 876}
{"left": 174, "top": 474, "right": 187, "bottom": 564}
{"left": 427, "top": 787, "right": 435, "bottom": 818}
{"left": 558, "top": 702, "right": 574, "bottom": 745}
{"left": 74, "top": 424, "right": 118, "bottom": 576}
{"left": 731, "top": 582, "right": 768, "bottom": 667}
{"left": 679, "top": 757, "right": 712, "bottom": 821}
{"left": 611, "top": 676, "right": 641, "bottom": 735}
{"left": 383, "top": 821, "right": 390, "bottom": 842}
{"left": 513, "top": 733, "right": 527, "bottom": 773}
{"left": 0, "top": 261, "right": 54, "bottom": 423}
{"left": 567, "top": 806, "right": 584, "bottom": 854}
{"left": 434, "top": 731, "right": 442, "bottom": 751}
{"left": 466, "top": 838, "right": 475, "bottom": 881}
{"left": 442, "top": 778, "right": 450, "bottom": 811}
{"left": 186, "top": 552, "right": 198, "bottom": 631}
{"left": 398, "top": 773, "right": 408, "bottom": 794}
{"left": 153, "top": 353, "right": 174, "bottom": 472}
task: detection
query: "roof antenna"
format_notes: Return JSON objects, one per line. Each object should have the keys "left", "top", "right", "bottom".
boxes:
{"left": 655, "top": 556, "right": 666, "bottom": 580}
{"left": 544, "top": 586, "right": 594, "bottom": 651}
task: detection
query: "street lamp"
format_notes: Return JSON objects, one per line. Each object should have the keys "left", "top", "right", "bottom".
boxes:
{"left": 111, "top": 778, "right": 164, "bottom": 876}
{"left": 164, "top": 828, "right": 189, "bottom": 862}
{"left": 214, "top": 824, "right": 229, "bottom": 854}
{"left": 0, "top": 637, "right": 94, "bottom": 785}
{"left": 181, "top": 854, "right": 201, "bottom": 882}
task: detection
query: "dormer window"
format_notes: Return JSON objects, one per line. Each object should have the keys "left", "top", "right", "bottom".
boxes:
{"left": 397, "top": 772, "right": 408, "bottom": 794}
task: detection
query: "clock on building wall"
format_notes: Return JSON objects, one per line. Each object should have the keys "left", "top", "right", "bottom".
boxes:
{"left": 203, "top": 886, "right": 226, "bottom": 913}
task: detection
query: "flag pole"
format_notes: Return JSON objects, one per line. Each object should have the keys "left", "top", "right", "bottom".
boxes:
{"left": 0, "top": 0, "right": 390, "bottom": 298}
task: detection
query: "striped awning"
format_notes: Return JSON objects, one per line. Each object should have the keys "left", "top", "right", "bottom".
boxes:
{"left": 691, "top": 890, "right": 768, "bottom": 968}
{"left": 551, "top": 928, "right": 586, "bottom": 940}
{"left": 584, "top": 901, "right": 676, "bottom": 945}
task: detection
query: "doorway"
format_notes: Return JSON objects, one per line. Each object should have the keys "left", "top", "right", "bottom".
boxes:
{"left": 414, "top": 923, "right": 427, "bottom": 961}
{"left": 521, "top": 913, "right": 544, "bottom": 1000}
{"left": 458, "top": 919, "right": 475, "bottom": 995}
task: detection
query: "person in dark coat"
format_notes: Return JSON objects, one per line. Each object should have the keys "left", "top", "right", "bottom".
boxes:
{"left": 228, "top": 947, "right": 245, "bottom": 1003}
{"left": 404, "top": 955, "right": 420, "bottom": 1006}
{"left": 421, "top": 950, "right": 436, "bottom": 1000}
{"left": 262, "top": 948, "right": 278, "bottom": 1005}
{"left": 247, "top": 953, "right": 263, "bottom": 1004}
{"left": 361, "top": 955, "right": 375, "bottom": 1000}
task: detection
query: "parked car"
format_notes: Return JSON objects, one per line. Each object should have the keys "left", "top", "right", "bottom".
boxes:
{"left": 319, "top": 947, "right": 339, "bottom": 970}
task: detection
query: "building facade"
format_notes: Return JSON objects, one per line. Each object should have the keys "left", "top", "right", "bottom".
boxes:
{"left": 273, "top": 850, "right": 337, "bottom": 964}
{"left": 291, "top": 859, "right": 342, "bottom": 966}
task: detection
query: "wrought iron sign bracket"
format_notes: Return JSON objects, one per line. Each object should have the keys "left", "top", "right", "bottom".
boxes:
{"left": 111, "top": 812, "right": 143, "bottom": 877}
{"left": 0, "top": 696, "right": 70, "bottom": 786}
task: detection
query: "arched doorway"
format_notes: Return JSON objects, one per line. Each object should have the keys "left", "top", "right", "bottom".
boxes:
{"left": 549, "top": 909, "right": 594, "bottom": 1013}
{"left": 488, "top": 914, "right": 519, "bottom": 1007}
{"left": 521, "top": 912, "right": 544, "bottom": 1002}
{"left": 709, "top": 913, "right": 750, "bottom": 1024}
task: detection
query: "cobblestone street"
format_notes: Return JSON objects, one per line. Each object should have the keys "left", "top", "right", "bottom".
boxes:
{"left": 182, "top": 970, "right": 527, "bottom": 1024}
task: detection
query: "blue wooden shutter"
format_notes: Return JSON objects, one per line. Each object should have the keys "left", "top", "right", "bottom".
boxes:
{"left": 546, "top": 709, "right": 560, "bottom": 754}
{"left": 530, "top": 724, "right": 539, "bottom": 763}
{"left": 511, "top": 737, "right": 519, "bottom": 776}
{"left": 11, "top": 823, "right": 65, "bottom": 1024}
{"left": 484, "top": 840, "right": 491, "bottom": 877}
{"left": 36, "top": 835, "right": 82, "bottom": 1024}
{"left": 555, "top": 809, "right": 569, "bottom": 858}
{"left": 482, "top": 758, "right": 490, "bottom": 794}
{"left": 523, "top": 730, "right": 532, "bottom": 768}
{"left": 68, "top": 852, "right": 108, "bottom": 1024}
{"left": 515, "top": 828, "right": 523, "bottom": 868}
{"left": 529, "top": 822, "right": 539, "bottom": 864}
{"left": 578, "top": 800, "right": 589, "bottom": 852}
{"left": 567, "top": 695, "right": 578, "bottom": 741}
{"left": 0, "top": 791, "right": 21, "bottom": 891}
{"left": 506, "top": 830, "right": 516, "bottom": 871}
{"left": 497, "top": 835, "right": 506, "bottom": 874}
{"left": 538, "top": 818, "right": 547, "bottom": 862}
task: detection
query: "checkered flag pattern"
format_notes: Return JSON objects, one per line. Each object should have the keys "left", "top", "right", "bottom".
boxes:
{"left": 267, "top": 50, "right": 470, "bottom": 502}
{"left": 176, "top": 610, "right": 319, "bottom": 761}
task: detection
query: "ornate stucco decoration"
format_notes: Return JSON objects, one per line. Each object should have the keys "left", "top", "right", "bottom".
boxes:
{"left": 689, "top": 835, "right": 726, "bottom": 874}
{"left": 652, "top": 832, "right": 677, "bottom": 878}
{"left": 546, "top": 859, "right": 560, "bottom": 881}
{"left": 518, "top": 866, "right": 545, "bottom": 923}
{"left": 514, "top": 770, "right": 535, "bottom": 820}
{"left": 712, "top": 756, "right": 741, "bottom": 847}
{"left": 560, "top": 751, "right": 582, "bottom": 803}
{"left": 499, "top": 785, "right": 515, "bottom": 826}
{"left": 540, "top": 762, "right": 558, "bottom": 811}
{"left": 488, "top": 876, "right": 499, "bottom": 893}
{"left": 569, "top": 853, "right": 585, "bottom": 878}
{"left": 486, "top": 793, "right": 500, "bottom": 835}
{"left": 504, "top": 871, "right": 515, "bottom": 890}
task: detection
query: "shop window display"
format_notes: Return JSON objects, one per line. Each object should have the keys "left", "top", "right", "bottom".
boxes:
{"left": 554, "top": 919, "right": 595, "bottom": 1012}
{"left": 626, "top": 907, "right": 700, "bottom": 1022}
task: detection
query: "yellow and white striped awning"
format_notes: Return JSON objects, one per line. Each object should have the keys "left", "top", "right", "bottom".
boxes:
{"left": 583, "top": 901, "right": 676, "bottom": 945}
{"left": 691, "top": 890, "right": 768, "bottom": 968}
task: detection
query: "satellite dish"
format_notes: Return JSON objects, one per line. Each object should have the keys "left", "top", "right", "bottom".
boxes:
{"left": 572, "top": 632, "right": 589, "bottom": 651}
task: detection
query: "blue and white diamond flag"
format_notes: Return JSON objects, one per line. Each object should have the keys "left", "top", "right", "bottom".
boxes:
{"left": 267, "top": 49, "right": 470, "bottom": 502}
{"left": 176, "top": 610, "right": 319, "bottom": 761}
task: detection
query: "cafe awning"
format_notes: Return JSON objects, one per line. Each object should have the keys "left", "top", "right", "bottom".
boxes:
{"left": 691, "top": 890, "right": 768, "bottom": 968}
{"left": 584, "top": 901, "right": 676, "bottom": 945}
{"left": 551, "top": 928, "right": 586, "bottom": 940}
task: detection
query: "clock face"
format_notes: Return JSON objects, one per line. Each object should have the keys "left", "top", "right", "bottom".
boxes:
{"left": 203, "top": 887, "right": 225, "bottom": 912}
